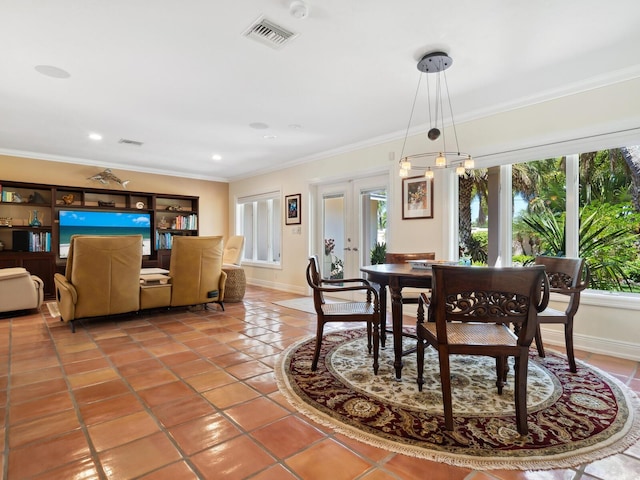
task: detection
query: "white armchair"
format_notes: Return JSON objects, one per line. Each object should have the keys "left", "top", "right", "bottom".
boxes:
{"left": 0, "top": 267, "right": 44, "bottom": 314}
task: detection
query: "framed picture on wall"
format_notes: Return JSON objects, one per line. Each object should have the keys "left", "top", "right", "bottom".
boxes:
{"left": 285, "top": 193, "right": 302, "bottom": 225}
{"left": 402, "top": 176, "right": 433, "bottom": 219}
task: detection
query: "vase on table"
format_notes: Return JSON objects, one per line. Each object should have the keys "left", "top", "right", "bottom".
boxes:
{"left": 29, "top": 210, "right": 42, "bottom": 227}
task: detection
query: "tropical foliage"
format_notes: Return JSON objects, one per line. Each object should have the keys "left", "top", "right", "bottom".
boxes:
{"left": 519, "top": 204, "right": 640, "bottom": 290}
{"left": 461, "top": 147, "right": 640, "bottom": 292}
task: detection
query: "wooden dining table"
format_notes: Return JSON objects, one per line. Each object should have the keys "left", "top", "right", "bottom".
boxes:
{"left": 360, "top": 263, "right": 434, "bottom": 380}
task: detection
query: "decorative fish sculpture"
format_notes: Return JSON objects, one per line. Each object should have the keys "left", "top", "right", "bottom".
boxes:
{"left": 88, "top": 169, "right": 130, "bottom": 188}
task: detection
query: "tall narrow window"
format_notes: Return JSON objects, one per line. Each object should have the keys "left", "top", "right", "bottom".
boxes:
{"left": 236, "top": 191, "right": 281, "bottom": 265}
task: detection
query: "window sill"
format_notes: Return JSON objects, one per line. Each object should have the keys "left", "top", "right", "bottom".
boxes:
{"left": 241, "top": 260, "right": 281, "bottom": 270}
{"left": 579, "top": 289, "right": 640, "bottom": 311}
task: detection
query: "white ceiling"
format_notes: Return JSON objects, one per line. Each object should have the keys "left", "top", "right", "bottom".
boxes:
{"left": 2, "top": 0, "right": 640, "bottom": 182}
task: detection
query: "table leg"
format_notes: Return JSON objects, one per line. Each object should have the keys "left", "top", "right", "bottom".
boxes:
{"left": 390, "top": 284, "right": 404, "bottom": 380}
{"left": 378, "top": 283, "right": 387, "bottom": 349}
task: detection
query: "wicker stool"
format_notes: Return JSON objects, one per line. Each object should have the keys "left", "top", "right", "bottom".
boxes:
{"left": 223, "top": 265, "right": 246, "bottom": 302}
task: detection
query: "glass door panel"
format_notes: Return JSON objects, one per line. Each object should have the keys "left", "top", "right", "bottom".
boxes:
{"left": 317, "top": 175, "right": 388, "bottom": 300}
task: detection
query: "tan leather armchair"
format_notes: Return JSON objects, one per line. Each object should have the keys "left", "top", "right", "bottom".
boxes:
{"left": 168, "top": 236, "right": 227, "bottom": 309}
{"left": 223, "top": 235, "right": 245, "bottom": 265}
{"left": 54, "top": 235, "right": 143, "bottom": 332}
{"left": 0, "top": 267, "right": 44, "bottom": 314}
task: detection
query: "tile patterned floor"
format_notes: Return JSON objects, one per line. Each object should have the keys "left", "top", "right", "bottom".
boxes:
{"left": 1, "top": 285, "right": 639, "bottom": 479}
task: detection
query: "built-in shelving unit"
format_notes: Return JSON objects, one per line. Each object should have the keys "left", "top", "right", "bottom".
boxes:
{"left": 0, "top": 180, "right": 199, "bottom": 296}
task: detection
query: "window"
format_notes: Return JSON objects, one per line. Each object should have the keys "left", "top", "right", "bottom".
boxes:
{"left": 509, "top": 148, "right": 640, "bottom": 293}
{"left": 236, "top": 191, "right": 281, "bottom": 265}
{"left": 459, "top": 145, "right": 640, "bottom": 294}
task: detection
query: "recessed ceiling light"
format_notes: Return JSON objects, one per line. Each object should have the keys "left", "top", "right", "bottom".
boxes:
{"left": 212, "top": 154, "right": 222, "bottom": 161}
{"left": 88, "top": 133, "right": 103, "bottom": 141}
{"left": 263, "top": 135, "right": 277, "bottom": 140}
{"left": 34, "top": 65, "right": 71, "bottom": 79}
{"left": 249, "top": 122, "right": 269, "bottom": 130}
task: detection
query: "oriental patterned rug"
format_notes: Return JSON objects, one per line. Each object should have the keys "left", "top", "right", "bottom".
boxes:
{"left": 275, "top": 329, "right": 640, "bottom": 470}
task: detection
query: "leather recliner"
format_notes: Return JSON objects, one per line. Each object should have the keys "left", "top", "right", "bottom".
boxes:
{"left": 0, "top": 267, "right": 44, "bottom": 314}
{"left": 168, "top": 236, "right": 227, "bottom": 309}
{"left": 54, "top": 235, "right": 143, "bottom": 331}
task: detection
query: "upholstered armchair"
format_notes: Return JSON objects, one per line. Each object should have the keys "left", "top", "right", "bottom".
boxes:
{"left": 0, "top": 267, "right": 44, "bottom": 314}
{"left": 54, "top": 235, "right": 143, "bottom": 332}
{"left": 223, "top": 235, "right": 245, "bottom": 265}
{"left": 168, "top": 236, "right": 227, "bottom": 309}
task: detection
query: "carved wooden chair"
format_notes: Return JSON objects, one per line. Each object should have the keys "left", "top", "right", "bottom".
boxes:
{"left": 416, "top": 264, "right": 549, "bottom": 435}
{"left": 306, "top": 255, "right": 380, "bottom": 374}
{"left": 382, "top": 251, "right": 436, "bottom": 349}
{"left": 533, "top": 256, "right": 589, "bottom": 372}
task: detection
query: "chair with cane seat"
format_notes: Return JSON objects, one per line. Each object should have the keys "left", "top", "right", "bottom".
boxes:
{"left": 416, "top": 264, "right": 549, "bottom": 435}
{"left": 306, "top": 255, "right": 381, "bottom": 374}
{"left": 533, "top": 255, "right": 588, "bottom": 373}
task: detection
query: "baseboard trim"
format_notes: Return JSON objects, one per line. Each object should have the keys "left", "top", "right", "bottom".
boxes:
{"left": 246, "top": 279, "right": 307, "bottom": 296}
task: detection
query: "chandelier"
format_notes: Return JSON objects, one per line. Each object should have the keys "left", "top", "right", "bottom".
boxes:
{"left": 398, "top": 52, "right": 474, "bottom": 179}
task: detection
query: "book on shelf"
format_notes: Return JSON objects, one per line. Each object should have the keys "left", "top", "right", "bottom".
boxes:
{"left": 2, "top": 190, "right": 15, "bottom": 202}
{"left": 173, "top": 214, "right": 197, "bottom": 230}
{"left": 156, "top": 231, "right": 174, "bottom": 250}
{"left": 28, "top": 231, "right": 51, "bottom": 252}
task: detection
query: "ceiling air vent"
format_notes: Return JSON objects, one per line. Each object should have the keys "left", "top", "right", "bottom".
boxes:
{"left": 118, "top": 138, "right": 143, "bottom": 147}
{"left": 243, "top": 16, "right": 297, "bottom": 49}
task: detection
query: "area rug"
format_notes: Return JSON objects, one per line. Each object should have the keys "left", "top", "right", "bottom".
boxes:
{"left": 275, "top": 328, "right": 640, "bottom": 470}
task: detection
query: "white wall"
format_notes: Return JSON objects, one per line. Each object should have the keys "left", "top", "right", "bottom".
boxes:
{"left": 230, "top": 76, "right": 640, "bottom": 360}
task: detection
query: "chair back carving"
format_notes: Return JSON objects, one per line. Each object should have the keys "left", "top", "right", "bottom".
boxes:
{"left": 429, "top": 265, "right": 549, "bottom": 346}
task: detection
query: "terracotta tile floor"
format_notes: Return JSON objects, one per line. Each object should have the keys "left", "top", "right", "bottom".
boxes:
{"left": 1, "top": 285, "right": 639, "bottom": 480}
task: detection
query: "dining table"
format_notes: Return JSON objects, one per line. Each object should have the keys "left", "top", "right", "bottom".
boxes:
{"left": 360, "top": 263, "right": 434, "bottom": 380}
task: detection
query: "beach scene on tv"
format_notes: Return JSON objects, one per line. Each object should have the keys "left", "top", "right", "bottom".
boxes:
{"left": 59, "top": 210, "right": 151, "bottom": 259}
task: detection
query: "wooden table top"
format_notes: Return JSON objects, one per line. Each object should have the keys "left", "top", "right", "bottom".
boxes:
{"left": 360, "top": 263, "right": 434, "bottom": 279}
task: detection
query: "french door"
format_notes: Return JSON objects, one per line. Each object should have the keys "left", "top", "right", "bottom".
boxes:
{"left": 317, "top": 175, "right": 387, "bottom": 299}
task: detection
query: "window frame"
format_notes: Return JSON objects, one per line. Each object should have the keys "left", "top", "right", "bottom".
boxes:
{"left": 236, "top": 190, "right": 281, "bottom": 268}
{"left": 454, "top": 133, "right": 640, "bottom": 307}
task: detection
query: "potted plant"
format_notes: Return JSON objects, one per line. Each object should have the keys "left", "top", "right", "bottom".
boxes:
{"left": 370, "top": 242, "right": 387, "bottom": 265}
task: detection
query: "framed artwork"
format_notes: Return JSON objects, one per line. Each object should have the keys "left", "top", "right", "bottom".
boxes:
{"left": 402, "top": 176, "right": 433, "bottom": 219}
{"left": 285, "top": 193, "right": 302, "bottom": 225}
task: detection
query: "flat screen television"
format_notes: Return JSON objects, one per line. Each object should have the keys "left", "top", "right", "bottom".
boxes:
{"left": 58, "top": 209, "right": 152, "bottom": 259}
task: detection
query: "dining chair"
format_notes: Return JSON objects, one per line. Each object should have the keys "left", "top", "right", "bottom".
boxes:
{"left": 306, "top": 255, "right": 380, "bottom": 374}
{"left": 416, "top": 264, "right": 549, "bottom": 435}
{"left": 533, "top": 256, "right": 589, "bottom": 373}
{"left": 384, "top": 252, "right": 436, "bottom": 306}
{"left": 381, "top": 251, "right": 436, "bottom": 350}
